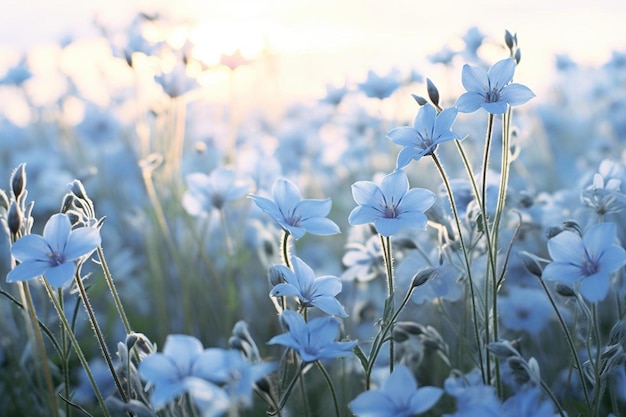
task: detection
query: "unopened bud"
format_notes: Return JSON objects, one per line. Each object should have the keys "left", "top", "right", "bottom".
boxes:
{"left": 60, "top": 193, "right": 74, "bottom": 214}
{"left": 411, "top": 94, "right": 427, "bottom": 106}
{"left": 69, "top": 179, "right": 88, "bottom": 201}
{"left": 10, "top": 164, "right": 26, "bottom": 200}
{"left": 519, "top": 251, "right": 543, "bottom": 277}
{"left": 7, "top": 202, "right": 21, "bottom": 238}
{"left": 0, "top": 189, "right": 9, "bottom": 212}
{"left": 268, "top": 265, "right": 283, "bottom": 286}
{"left": 514, "top": 49, "right": 521, "bottom": 64}
{"left": 488, "top": 341, "right": 518, "bottom": 358}
{"left": 555, "top": 283, "right": 576, "bottom": 297}
{"left": 426, "top": 78, "right": 440, "bottom": 107}
{"left": 395, "top": 321, "right": 425, "bottom": 336}
{"left": 412, "top": 266, "right": 438, "bottom": 288}
{"left": 504, "top": 30, "right": 515, "bottom": 50}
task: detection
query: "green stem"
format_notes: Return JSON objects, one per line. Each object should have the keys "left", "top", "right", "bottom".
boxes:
{"left": 430, "top": 153, "right": 486, "bottom": 383}
{"left": 41, "top": 280, "right": 112, "bottom": 417}
{"left": 380, "top": 235, "right": 395, "bottom": 373}
{"left": 21, "top": 282, "right": 60, "bottom": 417}
{"left": 58, "top": 288, "right": 71, "bottom": 417}
{"left": 316, "top": 361, "right": 342, "bottom": 417}
{"left": 73, "top": 265, "right": 128, "bottom": 403}
{"left": 536, "top": 277, "right": 592, "bottom": 412}
{"left": 591, "top": 303, "right": 603, "bottom": 417}
{"left": 97, "top": 246, "right": 132, "bottom": 334}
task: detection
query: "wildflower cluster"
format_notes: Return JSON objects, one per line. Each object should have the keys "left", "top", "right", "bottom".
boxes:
{"left": 2, "top": 19, "right": 626, "bottom": 417}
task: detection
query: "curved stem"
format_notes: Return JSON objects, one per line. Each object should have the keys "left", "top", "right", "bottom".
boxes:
{"left": 380, "top": 235, "right": 395, "bottom": 372}
{"left": 41, "top": 280, "right": 112, "bottom": 417}
{"left": 97, "top": 246, "right": 132, "bottom": 334}
{"left": 73, "top": 265, "right": 128, "bottom": 403}
{"left": 316, "top": 361, "right": 342, "bottom": 417}
{"left": 430, "top": 153, "right": 486, "bottom": 383}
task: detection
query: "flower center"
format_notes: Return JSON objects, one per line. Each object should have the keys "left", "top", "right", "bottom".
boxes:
{"left": 581, "top": 256, "right": 600, "bottom": 276}
{"left": 485, "top": 86, "right": 501, "bottom": 103}
{"left": 286, "top": 215, "right": 302, "bottom": 227}
{"left": 382, "top": 205, "right": 398, "bottom": 219}
{"left": 48, "top": 251, "right": 66, "bottom": 267}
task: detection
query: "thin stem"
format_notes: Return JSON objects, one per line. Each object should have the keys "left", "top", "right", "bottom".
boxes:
{"left": 380, "top": 235, "right": 395, "bottom": 372}
{"left": 536, "top": 277, "right": 592, "bottom": 412}
{"left": 592, "top": 303, "right": 603, "bottom": 417}
{"left": 97, "top": 246, "right": 132, "bottom": 334}
{"left": 316, "top": 361, "right": 341, "bottom": 417}
{"left": 41, "top": 280, "right": 112, "bottom": 417}
{"left": 273, "top": 362, "right": 306, "bottom": 414}
{"left": 73, "top": 265, "right": 128, "bottom": 403}
{"left": 281, "top": 231, "right": 292, "bottom": 269}
{"left": 431, "top": 152, "right": 486, "bottom": 383}
{"left": 58, "top": 288, "right": 71, "bottom": 417}
{"left": 22, "top": 282, "right": 60, "bottom": 417}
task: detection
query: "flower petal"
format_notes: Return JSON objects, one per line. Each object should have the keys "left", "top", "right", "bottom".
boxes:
{"left": 10, "top": 234, "right": 50, "bottom": 262}
{"left": 351, "top": 181, "right": 383, "bottom": 206}
{"left": 298, "top": 217, "right": 340, "bottom": 236}
{"left": 348, "top": 205, "right": 381, "bottom": 226}
{"left": 579, "top": 274, "right": 610, "bottom": 303}
{"left": 500, "top": 83, "right": 535, "bottom": 106}
{"left": 400, "top": 188, "right": 436, "bottom": 213}
{"left": 387, "top": 126, "right": 418, "bottom": 147}
{"left": 547, "top": 231, "right": 584, "bottom": 263}
{"left": 312, "top": 296, "right": 348, "bottom": 317}
{"left": 272, "top": 178, "right": 302, "bottom": 216}
{"left": 461, "top": 64, "right": 488, "bottom": 93}
{"left": 455, "top": 92, "right": 484, "bottom": 113}
{"left": 374, "top": 217, "right": 402, "bottom": 236}
{"left": 487, "top": 58, "right": 515, "bottom": 87}
{"left": 542, "top": 262, "right": 583, "bottom": 284}
{"left": 380, "top": 170, "right": 408, "bottom": 206}
{"left": 6, "top": 260, "right": 49, "bottom": 283}
{"left": 45, "top": 262, "right": 77, "bottom": 288}
{"left": 410, "top": 386, "right": 444, "bottom": 414}
{"left": 43, "top": 214, "right": 72, "bottom": 254}
{"left": 64, "top": 226, "right": 101, "bottom": 260}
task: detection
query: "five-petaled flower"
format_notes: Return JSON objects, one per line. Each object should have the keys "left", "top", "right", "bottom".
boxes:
{"left": 248, "top": 178, "right": 340, "bottom": 240}
{"left": 387, "top": 103, "right": 461, "bottom": 168}
{"left": 349, "top": 365, "right": 443, "bottom": 417}
{"left": 348, "top": 170, "right": 436, "bottom": 236}
{"left": 542, "top": 222, "right": 626, "bottom": 302}
{"left": 7, "top": 213, "right": 101, "bottom": 288}
{"left": 267, "top": 310, "right": 356, "bottom": 363}
{"left": 270, "top": 256, "right": 348, "bottom": 317}
{"left": 182, "top": 167, "right": 250, "bottom": 215}
{"left": 456, "top": 58, "right": 535, "bottom": 114}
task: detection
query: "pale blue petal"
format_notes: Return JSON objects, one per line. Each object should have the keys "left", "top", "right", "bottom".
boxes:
{"left": 500, "top": 83, "right": 535, "bottom": 106}
{"left": 579, "top": 274, "right": 610, "bottom": 303}
{"left": 455, "top": 92, "right": 484, "bottom": 113}
{"left": 351, "top": 181, "right": 383, "bottom": 206}
{"left": 382, "top": 365, "right": 417, "bottom": 398}
{"left": 583, "top": 223, "right": 615, "bottom": 252}
{"left": 273, "top": 264, "right": 296, "bottom": 285}
{"left": 285, "top": 224, "right": 307, "bottom": 240}
{"left": 182, "top": 191, "right": 209, "bottom": 216}
{"left": 308, "top": 316, "right": 340, "bottom": 344}
{"left": 45, "top": 262, "right": 77, "bottom": 288}
{"left": 415, "top": 103, "right": 437, "bottom": 131}
{"left": 548, "top": 231, "right": 584, "bottom": 263}
{"left": 64, "top": 227, "right": 101, "bottom": 260}
{"left": 397, "top": 211, "right": 429, "bottom": 229}
{"left": 349, "top": 205, "right": 381, "bottom": 226}
{"left": 482, "top": 101, "right": 508, "bottom": 114}
{"left": 185, "top": 172, "right": 211, "bottom": 194}
{"left": 312, "top": 275, "right": 342, "bottom": 297}
{"left": 410, "top": 386, "right": 444, "bottom": 414}
{"left": 266, "top": 333, "right": 299, "bottom": 351}
{"left": 10, "top": 234, "right": 50, "bottom": 262}
{"left": 350, "top": 391, "right": 397, "bottom": 416}
{"left": 400, "top": 188, "right": 436, "bottom": 212}
{"left": 292, "top": 257, "right": 315, "bottom": 289}
{"left": 272, "top": 178, "right": 301, "bottom": 215}
{"left": 139, "top": 354, "right": 181, "bottom": 384}
{"left": 312, "top": 296, "right": 348, "bottom": 317}
{"left": 296, "top": 198, "right": 332, "bottom": 218}
{"left": 43, "top": 214, "right": 71, "bottom": 254}
{"left": 150, "top": 381, "right": 186, "bottom": 410}
{"left": 192, "top": 349, "right": 230, "bottom": 382}
{"left": 270, "top": 283, "right": 301, "bottom": 297}
{"left": 6, "top": 260, "right": 49, "bottom": 282}
{"left": 380, "top": 170, "right": 408, "bottom": 206}
{"left": 248, "top": 195, "right": 281, "bottom": 220}
{"left": 433, "top": 106, "right": 458, "bottom": 138}
{"left": 599, "top": 245, "right": 626, "bottom": 273}
{"left": 542, "top": 262, "right": 583, "bottom": 284}
{"left": 278, "top": 310, "right": 306, "bottom": 335}
{"left": 487, "top": 58, "right": 515, "bottom": 87}
{"left": 396, "top": 147, "right": 424, "bottom": 168}
{"left": 461, "top": 64, "right": 488, "bottom": 93}
{"left": 162, "top": 335, "right": 203, "bottom": 374}
{"left": 374, "top": 217, "right": 402, "bottom": 236}
{"left": 298, "top": 217, "right": 340, "bottom": 236}
{"left": 387, "top": 126, "right": 417, "bottom": 146}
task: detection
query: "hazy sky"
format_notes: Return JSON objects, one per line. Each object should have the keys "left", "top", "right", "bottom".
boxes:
{"left": 2, "top": 0, "right": 626, "bottom": 99}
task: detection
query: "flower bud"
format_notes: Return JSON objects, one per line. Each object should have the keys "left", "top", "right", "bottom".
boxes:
{"left": 426, "top": 78, "right": 440, "bottom": 107}
{"left": 411, "top": 266, "right": 438, "bottom": 288}
{"left": 7, "top": 202, "right": 22, "bottom": 238}
{"left": 0, "top": 189, "right": 9, "bottom": 212}
{"left": 555, "top": 282, "right": 576, "bottom": 298}
{"left": 395, "top": 321, "right": 425, "bottom": 336}
{"left": 69, "top": 179, "right": 88, "bottom": 201}
{"left": 504, "top": 30, "right": 515, "bottom": 50}
{"left": 10, "top": 164, "right": 26, "bottom": 200}
{"left": 514, "top": 48, "right": 521, "bottom": 65}
{"left": 488, "top": 340, "right": 518, "bottom": 358}
{"left": 518, "top": 251, "right": 543, "bottom": 277}
{"left": 411, "top": 94, "right": 427, "bottom": 106}
{"left": 268, "top": 265, "right": 284, "bottom": 287}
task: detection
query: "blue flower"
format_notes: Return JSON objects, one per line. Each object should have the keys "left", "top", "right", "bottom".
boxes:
{"left": 498, "top": 287, "right": 553, "bottom": 336}
{"left": 270, "top": 256, "right": 347, "bottom": 317}
{"left": 183, "top": 167, "right": 250, "bottom": 214}
{"left": 358, "top": 69, "right": 402, "bottom": 100}
{"left": 456, "top": 58, "right": 535, "bottom": 114}
{"left": 349, "top": 365, "right": 443, "bottom": 417}
{"left": 7, "top": 213, "right": 101, "bottom": 288}
{"left": 387, "top": 103, "right": 461, "bottom": 168}
{"left": 348, "top": 170, "right": 436, "bottom": 236}
{"left": 267, "top": 310, "right": 356, "bottom": 363}
{"left": 248, "top": 178, "right": 340, "bottom": 240}
{"left": 138, "top": 334, "right": 214, "bottom": 409}
{"left": 542, "top": 222, "right": 626, "bottom": 302}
